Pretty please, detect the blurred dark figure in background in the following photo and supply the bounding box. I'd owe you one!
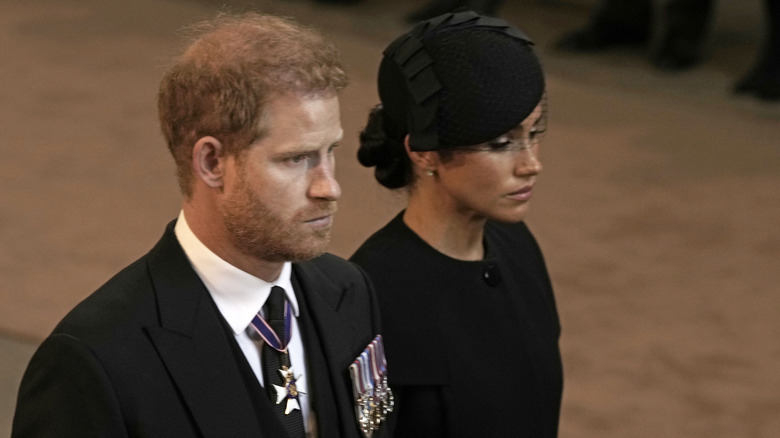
[556,0,780,100]
[406,0,506,22]
[733,0,780,99]
[555,0,715,70]
[352,11,562,438]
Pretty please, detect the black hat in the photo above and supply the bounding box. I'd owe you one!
[378,11,545,151]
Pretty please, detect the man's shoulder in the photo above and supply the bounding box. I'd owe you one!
[294,252,364,282]
[51,222,183,343]
[53,253,158,341]
[54,220,199,338]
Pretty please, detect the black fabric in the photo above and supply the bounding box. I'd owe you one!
[216,299,289,437]
[351,212,563,437]
[261,286,305,438]
[288,273,336,436]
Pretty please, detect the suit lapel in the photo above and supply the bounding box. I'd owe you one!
[143,223,268,437]
[292,260,362,438]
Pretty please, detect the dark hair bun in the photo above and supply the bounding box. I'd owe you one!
[357,105,412,189]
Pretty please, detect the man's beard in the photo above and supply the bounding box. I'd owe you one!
[221,174,337,263]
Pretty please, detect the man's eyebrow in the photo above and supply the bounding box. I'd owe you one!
[277,138,344,156]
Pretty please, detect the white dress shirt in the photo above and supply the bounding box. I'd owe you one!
[174,211,312,432]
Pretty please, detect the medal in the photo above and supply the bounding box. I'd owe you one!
[273,365,305,415]
[349,335,393,438]
[249,288,308,422]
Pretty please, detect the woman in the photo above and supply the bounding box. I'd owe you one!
[350,11,563,437]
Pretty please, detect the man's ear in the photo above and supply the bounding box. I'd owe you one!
[404,135,439,174]
[192,136,226,188]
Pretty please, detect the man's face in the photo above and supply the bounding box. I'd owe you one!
[220,92,343,263]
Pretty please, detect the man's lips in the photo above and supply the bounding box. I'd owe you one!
[306,215,333,228]
[304,207,337,227]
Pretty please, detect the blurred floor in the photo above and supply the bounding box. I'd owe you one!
[1,0,778,436]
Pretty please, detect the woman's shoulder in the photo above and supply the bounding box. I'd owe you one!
[485,220,549,274]
[350,212,416,269]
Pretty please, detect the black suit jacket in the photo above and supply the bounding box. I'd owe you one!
[13,221,384,437]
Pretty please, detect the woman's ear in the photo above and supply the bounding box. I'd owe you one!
[404,135,439,175]
[192,136,226,189]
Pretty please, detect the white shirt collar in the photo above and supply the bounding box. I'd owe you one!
[174,211,299,335]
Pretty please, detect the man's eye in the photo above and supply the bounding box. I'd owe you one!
[289,154,308,164]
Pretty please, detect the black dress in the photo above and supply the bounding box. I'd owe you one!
[351,212,563,437]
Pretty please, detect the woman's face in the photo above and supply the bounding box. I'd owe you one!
[432,103,546,224]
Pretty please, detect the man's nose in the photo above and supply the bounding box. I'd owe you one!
[309,162,341,201]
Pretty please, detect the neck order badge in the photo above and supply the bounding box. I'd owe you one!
[251,286,306,437]
[349,335,394,438]
[273,365,304,414]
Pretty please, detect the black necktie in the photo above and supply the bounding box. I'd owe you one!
[261,286,306,438]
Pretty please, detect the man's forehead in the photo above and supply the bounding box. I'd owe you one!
[249,94,342,148]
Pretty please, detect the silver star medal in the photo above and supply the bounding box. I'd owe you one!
[273,365,305,415]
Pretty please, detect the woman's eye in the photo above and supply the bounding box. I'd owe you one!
[530,128,546,140]
[487,140,512,150]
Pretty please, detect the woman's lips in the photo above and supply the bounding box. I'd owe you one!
[508,185,533,202]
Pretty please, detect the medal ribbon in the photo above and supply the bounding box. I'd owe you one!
[349,362,364,394]
[360,350,373,392]
[376,335,387,375]
[368,342,381,383]
[350,335,390,396]
[250,300,292,352]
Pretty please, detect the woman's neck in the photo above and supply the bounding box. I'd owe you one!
[403,191,486,261]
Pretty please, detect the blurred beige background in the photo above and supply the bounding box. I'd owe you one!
[1,0,778,436]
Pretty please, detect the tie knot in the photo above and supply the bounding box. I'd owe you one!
[264,285,287,325]
[249,286,290,350]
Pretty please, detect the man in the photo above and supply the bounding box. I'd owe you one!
[13,13,390,437]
